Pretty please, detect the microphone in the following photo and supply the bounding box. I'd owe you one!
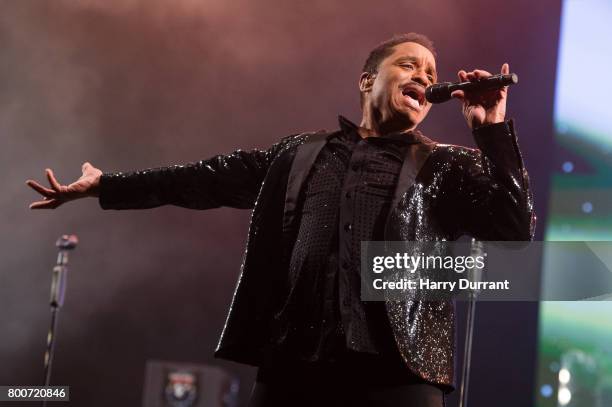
[44,234,78,392]
[425,73,518,104]
[50,234,78,308]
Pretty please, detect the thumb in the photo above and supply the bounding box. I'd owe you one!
[450,90,465,101]
[82,162,94,174]
[501,63,510,75]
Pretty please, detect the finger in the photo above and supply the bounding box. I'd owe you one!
[25,180,56,196]
[501,63,509,75]
[450,90,465,100]
[29,199,61,210]
[458,70,468,82]
[466,72,478,82]
[472,69,492,79]
[82,162,92,172]
[46,169,62,192]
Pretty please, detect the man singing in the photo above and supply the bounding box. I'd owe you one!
[27,33,535,407]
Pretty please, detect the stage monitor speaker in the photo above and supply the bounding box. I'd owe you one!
[142,360,239,407]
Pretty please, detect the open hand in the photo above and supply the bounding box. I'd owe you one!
[451,63,509,130]
[26,162,102,209]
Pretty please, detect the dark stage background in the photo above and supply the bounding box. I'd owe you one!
[2,1,558,405]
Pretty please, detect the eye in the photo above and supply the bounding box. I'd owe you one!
[400,63,414,70]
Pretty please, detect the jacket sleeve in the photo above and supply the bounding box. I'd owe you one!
[455,120,536,241]
[99,135,296,210]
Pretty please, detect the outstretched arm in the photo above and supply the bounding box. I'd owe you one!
[98,147,278,210]
[26,136,296,211]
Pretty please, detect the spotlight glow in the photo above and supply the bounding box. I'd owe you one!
[558,388,571,405]
[559,368,571,384]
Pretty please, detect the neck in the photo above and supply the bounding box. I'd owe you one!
[359,104,417,137]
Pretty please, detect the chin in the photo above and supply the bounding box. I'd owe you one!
[391,104,419,123]
[398,110,420,127]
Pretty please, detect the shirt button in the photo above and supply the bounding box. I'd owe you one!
[351,163,360,171]
[345,191,351,199]
[344,223,352,232]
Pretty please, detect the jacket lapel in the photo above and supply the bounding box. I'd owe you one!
[282,131,334,233]
[389,135,437,213]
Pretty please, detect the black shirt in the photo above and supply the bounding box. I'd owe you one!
[270,116,415,362]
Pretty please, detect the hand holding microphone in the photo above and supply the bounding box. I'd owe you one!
[426,63,516,130]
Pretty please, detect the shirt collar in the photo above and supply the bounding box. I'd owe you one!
[337,115,423,144]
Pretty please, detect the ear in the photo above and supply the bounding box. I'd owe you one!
[359,72,375,93]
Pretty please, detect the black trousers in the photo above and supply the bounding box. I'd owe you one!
[248,353,446,407]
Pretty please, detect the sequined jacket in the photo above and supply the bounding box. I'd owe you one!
[99,119,535,390]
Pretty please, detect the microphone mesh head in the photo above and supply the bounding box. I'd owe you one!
[425,82,452,104]
[56,234,79,250]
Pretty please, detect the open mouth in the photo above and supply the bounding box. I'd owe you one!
[401,85,425,111]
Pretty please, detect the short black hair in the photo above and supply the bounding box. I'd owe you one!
[362,33,436,75]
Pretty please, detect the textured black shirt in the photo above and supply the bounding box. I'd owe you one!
[271,116,415,362]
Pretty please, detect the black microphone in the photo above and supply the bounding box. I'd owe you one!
[425,73,518,104]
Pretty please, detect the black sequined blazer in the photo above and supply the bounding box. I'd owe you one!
[99,119,535,390]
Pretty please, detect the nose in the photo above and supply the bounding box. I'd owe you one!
[411,70,428,87]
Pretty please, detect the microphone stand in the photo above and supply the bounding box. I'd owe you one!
[42,235,78,407]
[459,239,485,407]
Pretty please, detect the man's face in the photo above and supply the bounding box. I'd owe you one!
[362,42,437,130]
